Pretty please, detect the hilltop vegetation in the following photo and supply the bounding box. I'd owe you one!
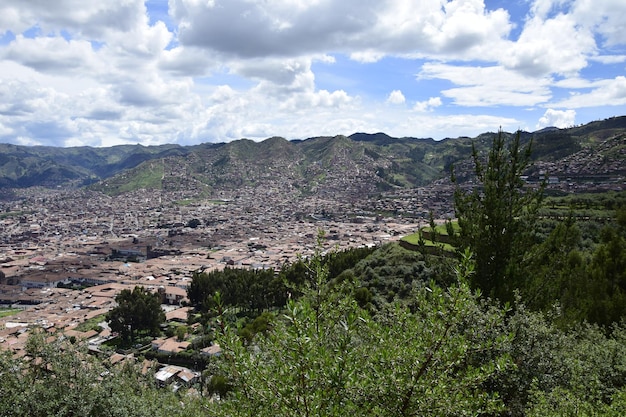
[0,142,185,188]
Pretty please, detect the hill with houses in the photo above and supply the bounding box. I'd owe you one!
[0,116,624,199]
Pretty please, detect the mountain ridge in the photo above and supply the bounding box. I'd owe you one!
[0,116,625,196]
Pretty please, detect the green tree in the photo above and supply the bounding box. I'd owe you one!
[188,267,286,316]
[581,220,626,326]
[208,249,512,416]
[523,217,585,315]
[453,129,543,301]
[187,218,202,228]
[520,320,626,416]
[107,286,165,343]
[176,325,188,341]
[0,330,204,417]
[536,207,626,327]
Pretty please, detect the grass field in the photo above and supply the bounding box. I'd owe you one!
[401,221,458,253]
[401,233,456,251]
[0,309,20,319]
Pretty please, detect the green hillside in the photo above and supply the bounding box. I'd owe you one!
[0,116,625,195]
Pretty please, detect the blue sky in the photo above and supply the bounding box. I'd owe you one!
[0,0,625,147]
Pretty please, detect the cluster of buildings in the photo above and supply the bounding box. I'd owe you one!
[1,153,620,387]
[0,183,431,383]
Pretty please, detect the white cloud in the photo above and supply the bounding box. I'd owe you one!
[170,0,513,61]
[418,63,552,107]
[428,0,512,55]
[350,50,386,64]
[529,0,570,19]
[0,0,174,80]
[159,46,218,77]
[172,0,377,58]
[553,77,595,89]
[0,60,99,96]
[0,79,79,146]
[589,54,626,64]
[403,112,520,139]
[504,0,626,78]
[386,90,406,105]
[0,121,14,137]
[278,89,353,112]
[552,76,626,108]
[0,60,206,147]
[0,0,147,39]
[501,13,596,77]
[570,0,626,46]
[232,57,313,86]
[114,77,187,107]
[413,97,442,112]
[207,85,237,103]
[2,35,100,75]
[537,109,576,129]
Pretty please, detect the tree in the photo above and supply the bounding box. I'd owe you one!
[578,216,626,326]
[107,286,165,343]
[0,330,204,417]
[523,216,585,316]
[176,325,188,341]
[208,248,512,417]
[453,129,543,301]
[187,218,201,228]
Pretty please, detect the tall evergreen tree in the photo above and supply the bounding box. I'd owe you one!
[453,130,543,302]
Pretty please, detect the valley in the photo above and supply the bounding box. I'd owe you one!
[0,118,624,361]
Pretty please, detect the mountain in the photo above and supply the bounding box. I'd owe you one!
[0,116,625,197]
[0,143,186,188]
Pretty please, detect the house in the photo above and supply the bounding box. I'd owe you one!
[109,248,146,261]
[160,286,188,305]
[20,272,65,289]
[152,336,190,354]
[155,364,182,385]
[201,343,222,357]
[154,364,199,387]
[165,307,191,323]
[109,352,134,366]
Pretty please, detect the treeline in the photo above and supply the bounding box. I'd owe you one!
[450,130,626,328]
[523,209,626,326]
[187,245,377,317]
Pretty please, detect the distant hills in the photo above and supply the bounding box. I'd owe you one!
[0,116,625,197]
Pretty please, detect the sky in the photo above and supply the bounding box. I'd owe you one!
[0,0,625,147]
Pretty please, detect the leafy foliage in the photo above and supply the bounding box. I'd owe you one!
[511,313,626,416]
[107,286,165,343]
[5,230,626,415]
[188,267,286,316]
[347,243,454,306]
[453,130,544,302]
[207,249,512,416]
[0,330,202,417]
[188,246,376,317]
[520,206,626,327]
